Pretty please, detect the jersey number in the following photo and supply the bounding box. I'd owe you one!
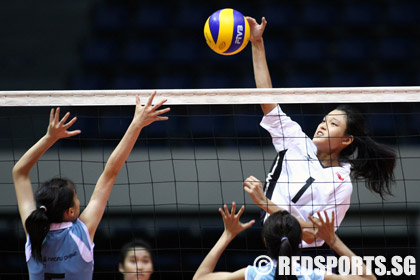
[291,176,315,203]
[265,151,315,203]
[45,273,65,280]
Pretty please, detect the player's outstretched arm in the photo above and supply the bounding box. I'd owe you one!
[243,176,317,244]
[246,16,275,115]
[80,92,170,241]
[193,202,254,280]
[306,211,376,280]
[12,108,81,231]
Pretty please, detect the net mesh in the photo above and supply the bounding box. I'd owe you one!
[0,90,419,279]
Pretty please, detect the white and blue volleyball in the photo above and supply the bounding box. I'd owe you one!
[204,8,250,55]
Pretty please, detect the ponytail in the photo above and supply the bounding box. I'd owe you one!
[336,105,396,199]
[275,238,297,280]
[349,135,396,199]
[263,211,300,280]
[26,178,76,262]
[25,207,50,262]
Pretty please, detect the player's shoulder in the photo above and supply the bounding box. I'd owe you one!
[245,263,276,280]
[70,219,92,242]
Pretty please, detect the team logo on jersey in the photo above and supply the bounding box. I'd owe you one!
[336,172,344,181]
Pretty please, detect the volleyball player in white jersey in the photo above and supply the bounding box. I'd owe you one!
[243,17,396,248]
[13,92,169,280]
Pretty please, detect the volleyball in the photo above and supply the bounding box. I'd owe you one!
[204,8,250,55]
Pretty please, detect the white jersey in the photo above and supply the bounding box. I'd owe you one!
[261,105,352,248]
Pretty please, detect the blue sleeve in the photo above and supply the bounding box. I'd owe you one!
[296,265,324,280]
[245,264,276,280]
[72,219,94,250]
[311,269,325,280]
[245,265,258,280]
[69,219,94,263]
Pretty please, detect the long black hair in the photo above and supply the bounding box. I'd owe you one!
[25,178,76,262]
[336,104,396,199]
[262,211,301,280]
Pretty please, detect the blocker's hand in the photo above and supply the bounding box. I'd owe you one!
[47,108,81,141]
[133,91,170,128]
[219,202,255,240]
[305,210,337,247]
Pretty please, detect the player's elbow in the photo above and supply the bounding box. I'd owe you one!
[12,164,27,180]
[192,273,203,280]
[12,165,19,177]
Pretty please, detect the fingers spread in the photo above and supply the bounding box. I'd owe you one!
[231,202,236,217]
[219,208,226,219]
[59,112,71,126]
[308,216,319,227]
[154,107,171,117]
[153,98,168,111]
[235,205,245,218]
[67,130,82,137]
[155,116,169,122]
[323,210,330,224]
[63,117,78,128]
[54,107,61,123]
[146,91,157,107]
[243,220,255,229]
[50,108,55,123]
[223,204,229,216]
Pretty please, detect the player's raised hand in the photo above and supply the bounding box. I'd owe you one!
[305,211,337,247]
[243,175,266,206]
[246,16,267,43]
[47,107,81,140]
[219,202,255,240]
[133,91,170,128]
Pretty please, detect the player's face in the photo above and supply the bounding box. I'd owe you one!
[120,247,153,280]
[313,109,350,154]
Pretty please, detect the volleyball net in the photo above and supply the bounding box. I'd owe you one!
[1,87,419,279]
